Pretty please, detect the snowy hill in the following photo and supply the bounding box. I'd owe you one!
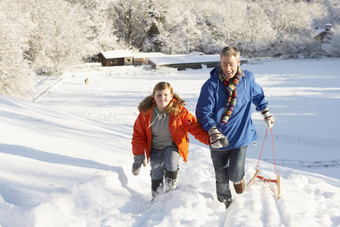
[1,59,340,226]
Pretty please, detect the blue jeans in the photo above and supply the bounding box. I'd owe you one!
[210,146,247,202]
[150,146,180,180]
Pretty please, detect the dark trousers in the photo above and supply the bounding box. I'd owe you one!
[210,146,247,201]
[150,146,180,180]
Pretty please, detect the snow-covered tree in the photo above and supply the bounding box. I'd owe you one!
[1,0,340,98]
[237,2,277,57]
[330,24,340,56]
[255,0,327,56]
[27,0,94,70]
[110,0,151,50]
[65,0,126,52]
[0,0,32,98]
[152,0,206,54]
[321,0,340,25]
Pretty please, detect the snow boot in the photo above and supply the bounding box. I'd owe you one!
[151,179,163,200]
[224,198,232,209]
[164,169,178,192]
[233,178,245,194]
[218,195,232,209]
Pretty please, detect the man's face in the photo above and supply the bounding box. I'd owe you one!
[220,55,240,79]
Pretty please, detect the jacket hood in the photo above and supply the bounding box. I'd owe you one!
[139,100,184,118]
[140,104,155,116]
[210,67,219,78]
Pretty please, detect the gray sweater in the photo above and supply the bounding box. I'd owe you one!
[150,107,176,150]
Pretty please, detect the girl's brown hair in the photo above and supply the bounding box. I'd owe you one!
[138,81,185,115]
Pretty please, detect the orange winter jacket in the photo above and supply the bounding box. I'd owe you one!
[131,105,209,162]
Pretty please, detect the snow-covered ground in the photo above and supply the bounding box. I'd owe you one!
[0,58,339,226]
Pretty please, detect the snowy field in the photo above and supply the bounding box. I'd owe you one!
[0,58,339,226]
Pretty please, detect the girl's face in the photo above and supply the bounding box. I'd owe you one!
[153,88,173,112]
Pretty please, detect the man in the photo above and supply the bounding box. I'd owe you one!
[196,46,274,209]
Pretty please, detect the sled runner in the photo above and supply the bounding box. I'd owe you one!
[247,128,281,199]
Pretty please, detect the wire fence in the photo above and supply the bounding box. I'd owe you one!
[260,159,340,169]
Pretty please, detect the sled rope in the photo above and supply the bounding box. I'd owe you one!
[255,128,277,178]
[248,127,280,199]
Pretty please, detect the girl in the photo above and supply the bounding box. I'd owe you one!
[131,81,209,199]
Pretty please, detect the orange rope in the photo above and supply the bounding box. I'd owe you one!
[255,128,278,182]
[255,128,268,170]
[270,128,278,177]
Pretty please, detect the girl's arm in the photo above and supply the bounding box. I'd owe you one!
[181,108,209,145]
[131,113,147,155]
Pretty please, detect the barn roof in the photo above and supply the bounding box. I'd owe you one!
[149,53,219,65]
[100,50,133,59]
[99,50,167,59]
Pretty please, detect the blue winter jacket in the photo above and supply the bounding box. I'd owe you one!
[196,67,268,150]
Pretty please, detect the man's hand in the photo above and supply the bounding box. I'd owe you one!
[208,126,229,148]
[261,108,275,128]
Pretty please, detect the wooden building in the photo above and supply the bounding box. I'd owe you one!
[98,50,134,67]
[315,23,333,44]
[133,52,166,66]
[98,50,247,70]
[98,50,166,67]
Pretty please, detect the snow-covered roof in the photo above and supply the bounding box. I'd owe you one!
[149,54,220,65]
[100,50,134,59]
[100,50,167,59]
[132,52,166,58]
